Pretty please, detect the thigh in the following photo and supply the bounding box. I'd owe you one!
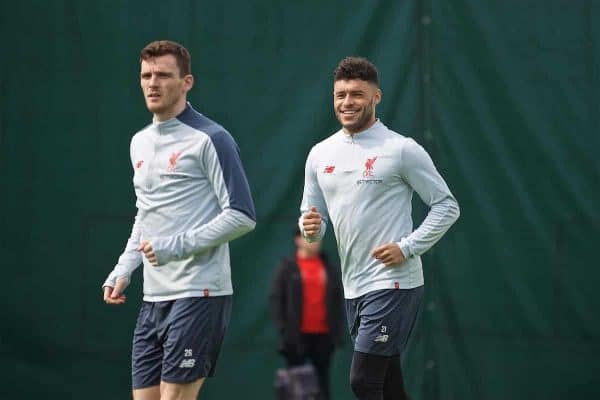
[160,378,205,400]
[132,302,164,390]
[161,296,232,384]
[354,287,424,356]
[133,385,160,400]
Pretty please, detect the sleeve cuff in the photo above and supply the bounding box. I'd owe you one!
[151,237,175,266]
[101,270,131,290]
[298,215,326,242]
[398,238,412,259]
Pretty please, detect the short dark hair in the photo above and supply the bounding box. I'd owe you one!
[140,40,191,77]
[333,56,379,86]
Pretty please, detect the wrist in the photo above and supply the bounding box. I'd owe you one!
[397,239,411,259]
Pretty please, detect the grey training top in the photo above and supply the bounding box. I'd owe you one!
[103,104,256,301]
[300,120,459,299]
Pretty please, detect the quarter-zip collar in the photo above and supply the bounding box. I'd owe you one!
[340,119,384,143]
[152,102,194,134]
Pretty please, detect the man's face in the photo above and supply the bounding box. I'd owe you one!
[140,55,192,118]
[333,79,381,133]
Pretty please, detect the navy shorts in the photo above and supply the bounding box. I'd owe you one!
[131,296,232,389]
[345,287,424,356]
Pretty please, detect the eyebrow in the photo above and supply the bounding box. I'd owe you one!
[141,71,174,77]
[335,89,365,94]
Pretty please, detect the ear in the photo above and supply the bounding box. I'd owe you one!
[183,74,194,92]
[373,88,382,105]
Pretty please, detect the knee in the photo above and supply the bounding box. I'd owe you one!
[349,372,363,397]
[350,369,382,399]
[160,379,204,400]
[160,384,184,400]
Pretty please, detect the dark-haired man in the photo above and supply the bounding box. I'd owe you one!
[299,57,459,399]
[102,40,256,400]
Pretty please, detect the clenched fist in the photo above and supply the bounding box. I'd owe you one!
[138,240,158,266]
[103,277,128,305]
[302,206,322,237]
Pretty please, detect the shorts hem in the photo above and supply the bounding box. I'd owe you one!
[132,381,161,390]
[160,373,211,385]
[354,345,399,357]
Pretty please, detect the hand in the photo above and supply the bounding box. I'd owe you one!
[103,277,128,305]
[302,206,322,237]
[372,243,405,266]
[138,240,158,266]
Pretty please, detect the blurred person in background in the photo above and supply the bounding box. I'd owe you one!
[101,40,256,400]
[299,57,459,399]
[270,228,345,399]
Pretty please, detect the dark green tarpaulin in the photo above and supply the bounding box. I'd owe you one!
[1,1,598,399]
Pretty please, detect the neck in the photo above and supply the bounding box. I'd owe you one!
[154,98,188,122]
[344,116,378,136]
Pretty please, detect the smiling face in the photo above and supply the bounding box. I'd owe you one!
[333,79,381,134]
[140,54,193,121]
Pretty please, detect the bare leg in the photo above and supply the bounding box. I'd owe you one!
[133,385,160,400]
[160,378,205,400]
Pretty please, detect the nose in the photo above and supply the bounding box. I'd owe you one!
[342,94,353,107]
[148,74,159,87]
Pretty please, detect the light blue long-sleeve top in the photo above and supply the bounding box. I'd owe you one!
[300,120,459,299]
[103,104,256,301]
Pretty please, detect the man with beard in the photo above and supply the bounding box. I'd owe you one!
[102,40,256,400]
[299,57,459,399]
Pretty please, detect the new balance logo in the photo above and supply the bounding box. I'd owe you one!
[374,334,389,343]
[375,325,389,342]
[179,359,196,368]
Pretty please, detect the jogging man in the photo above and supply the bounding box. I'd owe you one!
[299,57,459,399]
[102,40,256,400]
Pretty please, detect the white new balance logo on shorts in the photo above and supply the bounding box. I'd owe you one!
[374,325,389,342]
[374,334,389,343]
[179,359,196,368]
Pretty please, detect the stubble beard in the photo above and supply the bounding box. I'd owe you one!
[146,92,180,116]
[338,100,376,134]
